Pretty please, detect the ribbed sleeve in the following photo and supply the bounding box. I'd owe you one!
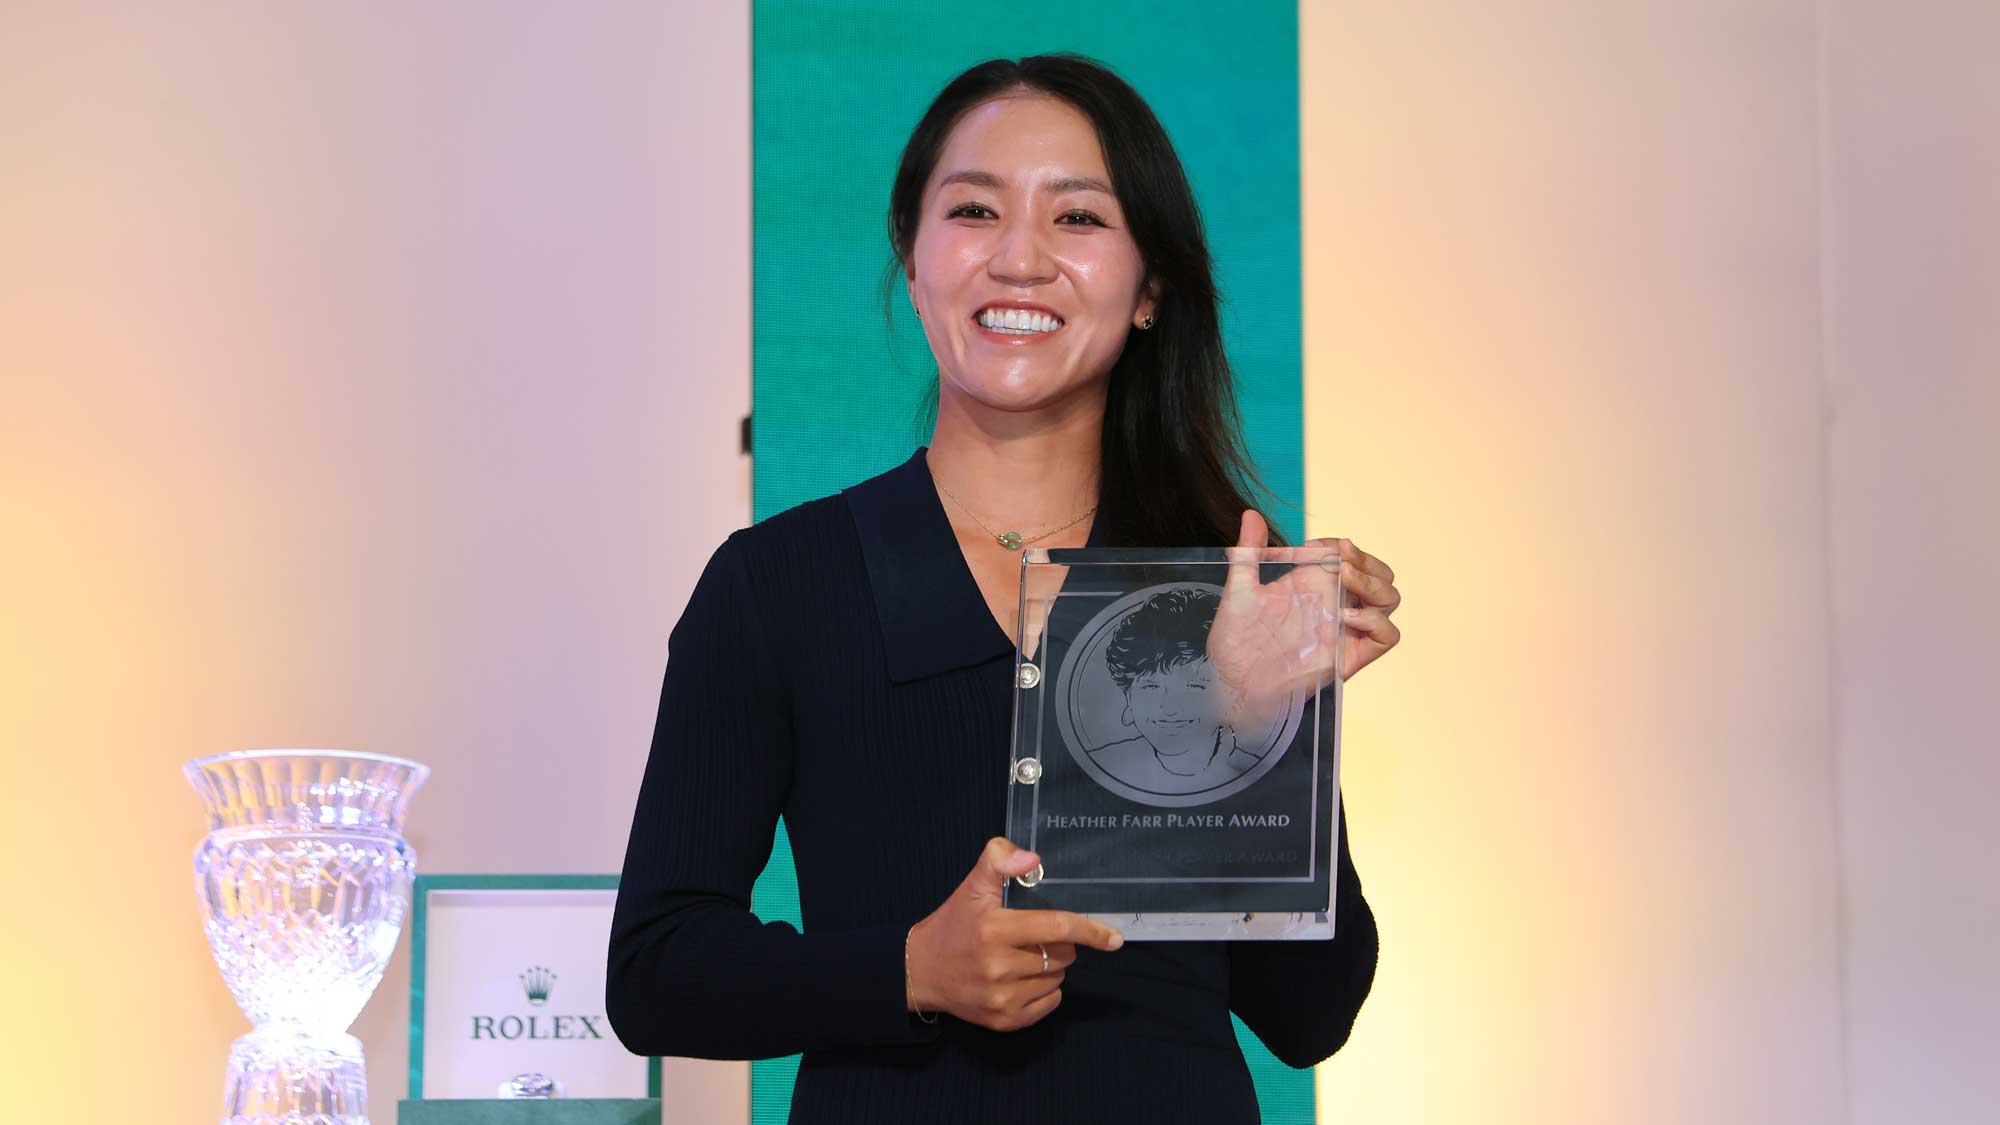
[605,532,943,1060]
[1225,797,1380,1068]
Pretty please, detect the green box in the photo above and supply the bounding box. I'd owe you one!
[397,1099,661,1125]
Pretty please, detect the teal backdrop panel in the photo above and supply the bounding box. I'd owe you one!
[751,3,1308,1121]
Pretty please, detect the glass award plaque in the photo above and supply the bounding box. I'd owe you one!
[1002,545,1347,941]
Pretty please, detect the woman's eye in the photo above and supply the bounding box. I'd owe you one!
[944,203,1107,227]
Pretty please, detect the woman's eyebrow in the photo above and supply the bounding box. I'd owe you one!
[937,169,1114,196]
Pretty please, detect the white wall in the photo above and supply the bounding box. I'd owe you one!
[1822,2,2000,1121]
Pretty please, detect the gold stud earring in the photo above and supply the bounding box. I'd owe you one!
[1137,314,1155,330]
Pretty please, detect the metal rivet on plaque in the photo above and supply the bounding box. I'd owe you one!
[1017,661,1041,689]
[1012,757,1042,785]
[1014,862,1044,889]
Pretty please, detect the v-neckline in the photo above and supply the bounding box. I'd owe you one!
[915,447,1109,665]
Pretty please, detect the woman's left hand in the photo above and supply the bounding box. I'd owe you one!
[1327,539,1399,682]
[1218,510,1402,692]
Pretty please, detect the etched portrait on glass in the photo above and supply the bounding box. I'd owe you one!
[1060,583,1304,805]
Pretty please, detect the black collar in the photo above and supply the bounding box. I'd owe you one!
[842,446,1113,684]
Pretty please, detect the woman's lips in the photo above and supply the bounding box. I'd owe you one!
[971,316,1065,345]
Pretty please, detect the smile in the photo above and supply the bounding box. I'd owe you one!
[973,306,1065,337]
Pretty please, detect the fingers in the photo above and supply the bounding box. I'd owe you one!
[967,973,1064,1032]
[1342,605,1402,651]
[1334,538,1396,584]
[1038,941,1079,974]
[931,844,1114,1034]
[984,976,1064,1032]
[1010,985,1063,1030]
[990,908,1125,952]
[998,940,1077,979]
[958,930,1072,1031]
[967,937,1072,986]
[1339,553,1401,613]
[1307,538,1395,582]
[1307,540,1401,675]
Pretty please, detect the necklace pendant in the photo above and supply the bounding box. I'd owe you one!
[998,530,1024,551]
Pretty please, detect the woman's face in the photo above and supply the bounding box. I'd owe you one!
[1124,658,1226,762]
[908,92,1157,414]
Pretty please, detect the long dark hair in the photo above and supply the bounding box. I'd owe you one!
[884,52,1285,548]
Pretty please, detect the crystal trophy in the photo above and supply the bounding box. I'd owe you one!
[1002,545,1346,940]
[186,749,429,1123]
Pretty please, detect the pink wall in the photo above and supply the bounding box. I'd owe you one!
[1822,1,2000,1120]
[0,4,749,1121]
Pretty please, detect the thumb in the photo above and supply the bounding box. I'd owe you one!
[1225,509,1268,599]
[1238,508,1268,549]
[967,836,1040,903]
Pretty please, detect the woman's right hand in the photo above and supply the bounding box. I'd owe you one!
[905,837,1125,1031]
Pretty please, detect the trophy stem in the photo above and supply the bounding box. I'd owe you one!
[221,1027,368,1124]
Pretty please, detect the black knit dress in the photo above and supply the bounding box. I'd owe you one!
[607,447,1377,1124]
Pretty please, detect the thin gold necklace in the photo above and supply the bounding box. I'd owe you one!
[934,476,1097,552]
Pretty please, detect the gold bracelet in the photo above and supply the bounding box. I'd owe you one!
[905,922,938,1024]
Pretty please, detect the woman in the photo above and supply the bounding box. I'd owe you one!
[608,53,1403,1122]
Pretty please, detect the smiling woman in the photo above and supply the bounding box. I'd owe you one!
[905,95,1155,411]
[886,56,1276,552]
[608,52,1394,1125]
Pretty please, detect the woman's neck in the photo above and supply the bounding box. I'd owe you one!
[926,383,1103,535]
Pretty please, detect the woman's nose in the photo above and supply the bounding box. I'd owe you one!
[986,213,1055,287]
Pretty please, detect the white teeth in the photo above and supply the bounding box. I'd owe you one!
[977,308,1063,334]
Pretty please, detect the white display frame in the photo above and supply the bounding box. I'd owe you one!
[408,875,662,1100]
